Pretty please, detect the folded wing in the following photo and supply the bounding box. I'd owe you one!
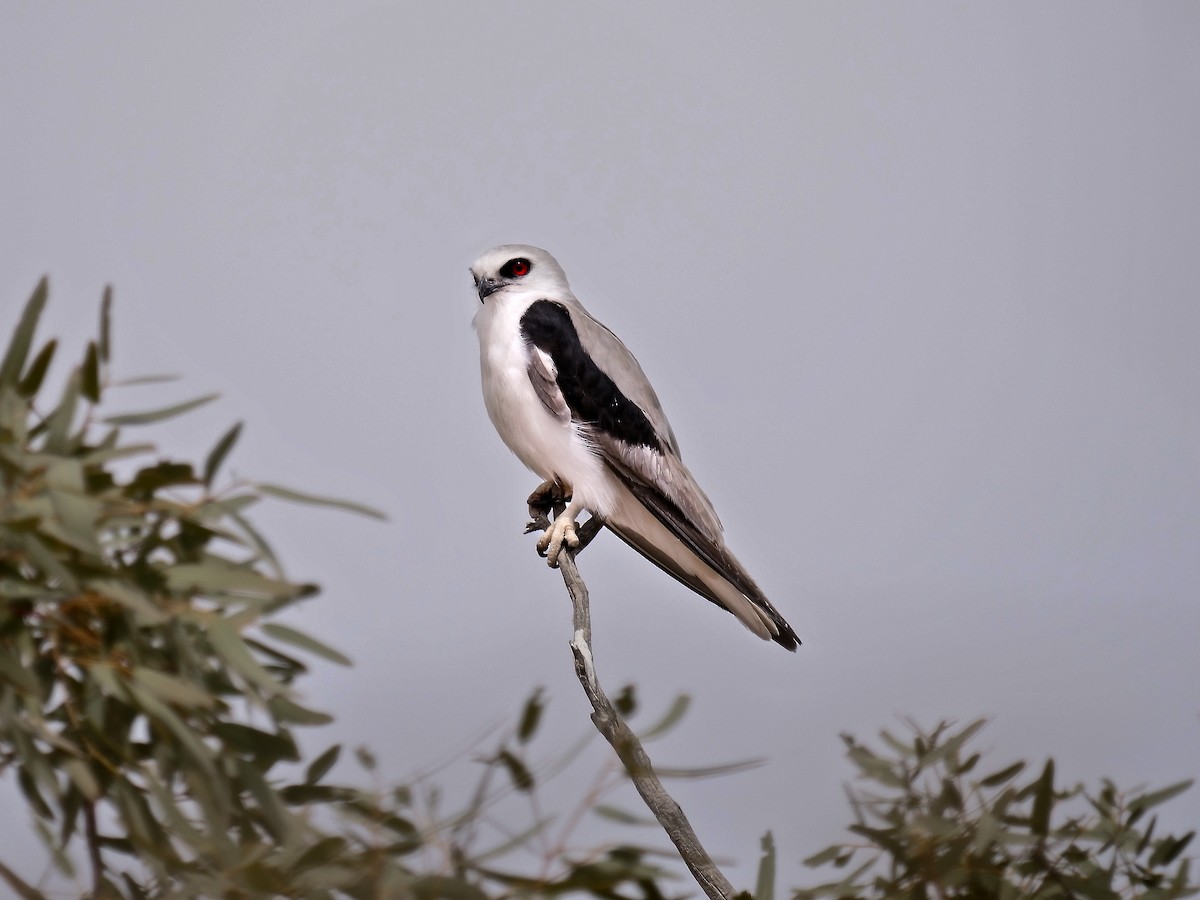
[519,297,799,649]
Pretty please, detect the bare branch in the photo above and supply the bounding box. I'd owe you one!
[554,543,742,900]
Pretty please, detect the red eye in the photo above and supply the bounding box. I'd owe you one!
[500,257,531,278]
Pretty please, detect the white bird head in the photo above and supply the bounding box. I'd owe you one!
[470,245,572,303]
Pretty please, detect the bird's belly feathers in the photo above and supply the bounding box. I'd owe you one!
[475,298,617,516]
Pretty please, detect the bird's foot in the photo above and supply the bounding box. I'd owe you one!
[525,479,571,534]
[524,516,551,535]
[536,512,580,568]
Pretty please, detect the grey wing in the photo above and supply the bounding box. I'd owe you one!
[528,298,798,649]
[526,346,570,423]
[596,433,723,544]
[561,299,725,530]
[563,299,682,455]
[523,295,726,543]
[551,299,723,533]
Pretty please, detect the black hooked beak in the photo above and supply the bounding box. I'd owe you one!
[476,277,501,301]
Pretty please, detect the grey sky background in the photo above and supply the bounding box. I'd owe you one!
[3,2,1199,893]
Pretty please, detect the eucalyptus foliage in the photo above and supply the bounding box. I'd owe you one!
[794,720,1196,900]
[0,282,681,899]
[4,283,1195,900]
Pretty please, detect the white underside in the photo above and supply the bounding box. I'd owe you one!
[474,290,619,516]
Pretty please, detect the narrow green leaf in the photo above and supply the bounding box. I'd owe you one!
[142,775,207,852]
[754,831,776,900]
[637,694,690,741]
[803,845,845,868]
[17,767,54,820]
[112,778,163,853]
[27,720,81,757]
[235,757,293,842]
[376,811,422,845]
[939,777,963,812]
[0,386,25,439]
[280,783,352,805]
[655,759,764,779]
[257,482,387,520]
[268,695,333,726]
[79,440,155,466]
[210,619,287,696]
[0,580,43,601]
[290,836,349,874]
[260,623,351,666]
[0,277,48,388]
[99,285,112,362]
[17,339,56,399]
[44,457,85,490]
[15,731,62,808]
[305,744,341,785]
[81,341,101,403]
[87,579,167,625]
[355,745,377,772]
[292,864,359,891]
[86,663,127,700]
[1152,831,1194,867]
[517,688,544,744]
[912,813,958,838]
[46,488,103,555]
[203,421,242,488]
[103,392,219,426]
[110,373,180,386]
[846,745,907,788]
[130,666,215,709]
[244,635,308,674]
[973,810,1001,854]
[0,653,41,693]
[19,532,80,591]
[61,760,100,801]
[203,493,261,517]
[42,368,80,452]
[57,785,82,847]
[228,509,281,577]
[979,760,1026,788]
[956,752,981,775]
[125,682,217,780]
[878,729,913,757]
[1129,779,1193,815]
[495,750,534,792]
[1031,758,1055,837]
[848,824,905,857]
[1171,857,1193,892]
[1137,814,1158,857]
[613,683,637,717]
[593,804,655,826]
[915,718,986,772]
[123,461,197,498]
[166,558,306,602]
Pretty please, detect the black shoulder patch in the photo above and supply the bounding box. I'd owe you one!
[520,300,662,452]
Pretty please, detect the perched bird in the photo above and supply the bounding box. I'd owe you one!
[471,245,800,651]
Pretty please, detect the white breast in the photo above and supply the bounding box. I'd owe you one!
[473,292,618,516]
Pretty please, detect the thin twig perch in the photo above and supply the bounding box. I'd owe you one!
[551,519,740,900]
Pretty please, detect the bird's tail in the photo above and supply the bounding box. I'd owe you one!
[605,487,800,650]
